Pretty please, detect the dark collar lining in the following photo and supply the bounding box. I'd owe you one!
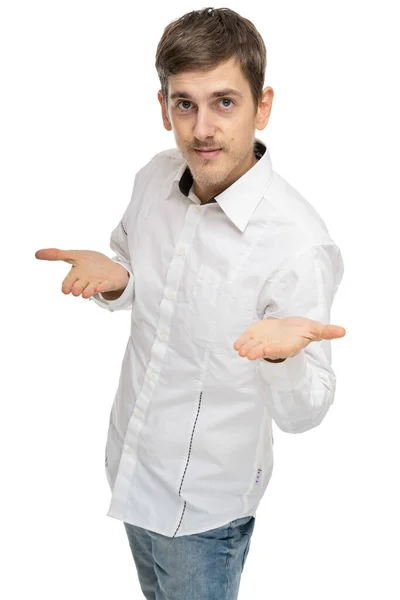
[178,140,266,204]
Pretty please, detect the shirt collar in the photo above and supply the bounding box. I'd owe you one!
[170,138,273,232]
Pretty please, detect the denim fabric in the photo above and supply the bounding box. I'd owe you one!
[123,515,256,599]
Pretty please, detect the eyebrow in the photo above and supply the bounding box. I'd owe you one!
[169,88,244,101]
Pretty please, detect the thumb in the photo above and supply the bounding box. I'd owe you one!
[322,324,346,340]
[35,248,77,262]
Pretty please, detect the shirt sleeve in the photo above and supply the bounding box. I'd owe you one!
[88,210,135,312]
[257,243,345,434]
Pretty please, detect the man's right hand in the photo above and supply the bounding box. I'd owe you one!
[35,248,130,299]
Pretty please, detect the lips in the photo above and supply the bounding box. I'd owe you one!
[194,148,222,158]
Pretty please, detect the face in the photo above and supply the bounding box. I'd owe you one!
[157,56,274,202]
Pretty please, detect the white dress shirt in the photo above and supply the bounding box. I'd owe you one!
[89,138,344,537]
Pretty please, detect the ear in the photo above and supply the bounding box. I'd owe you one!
[255,87,274,131]
[158,90,172,132]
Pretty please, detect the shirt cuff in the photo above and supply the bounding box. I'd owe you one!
[257,349,307,390]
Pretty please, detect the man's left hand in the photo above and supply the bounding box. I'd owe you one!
[233,316,346,361]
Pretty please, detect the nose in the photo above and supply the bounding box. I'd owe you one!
[192,106,217,141]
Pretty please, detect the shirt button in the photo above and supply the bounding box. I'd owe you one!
[124,445,134,455]
[178,247,185,256]
[167,290,175,300]
[158,331,167,341]
[134,408,142,419]
[193,205,200,213]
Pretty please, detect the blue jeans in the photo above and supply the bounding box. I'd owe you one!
[123,515,256,599]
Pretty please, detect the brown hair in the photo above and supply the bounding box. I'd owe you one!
[155,7,267,113]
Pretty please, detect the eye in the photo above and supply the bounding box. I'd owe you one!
[219,98,234,108]
[176,100,193,111]
[175,98,235,111]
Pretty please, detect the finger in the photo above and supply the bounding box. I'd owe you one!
[233,335,252,350]
[93,280,113,294]
[250,341,283,360]
[81,281,104,299]
[237,336,259,356]
[70,279,89,297]
[62,272,80,295]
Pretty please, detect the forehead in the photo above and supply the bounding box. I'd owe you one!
[168,57,250,99]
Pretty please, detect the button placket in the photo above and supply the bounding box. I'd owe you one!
[134,407,143,419]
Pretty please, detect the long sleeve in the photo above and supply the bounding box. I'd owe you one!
[257,243,345,434]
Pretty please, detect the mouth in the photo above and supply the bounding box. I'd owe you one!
[194,148,222,159]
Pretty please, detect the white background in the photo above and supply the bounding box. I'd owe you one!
[1,1,398,598]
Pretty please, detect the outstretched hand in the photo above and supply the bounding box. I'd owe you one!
[34,247,130,299]
[233,316,346,361]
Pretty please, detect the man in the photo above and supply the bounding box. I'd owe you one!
[35,7,346,600]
